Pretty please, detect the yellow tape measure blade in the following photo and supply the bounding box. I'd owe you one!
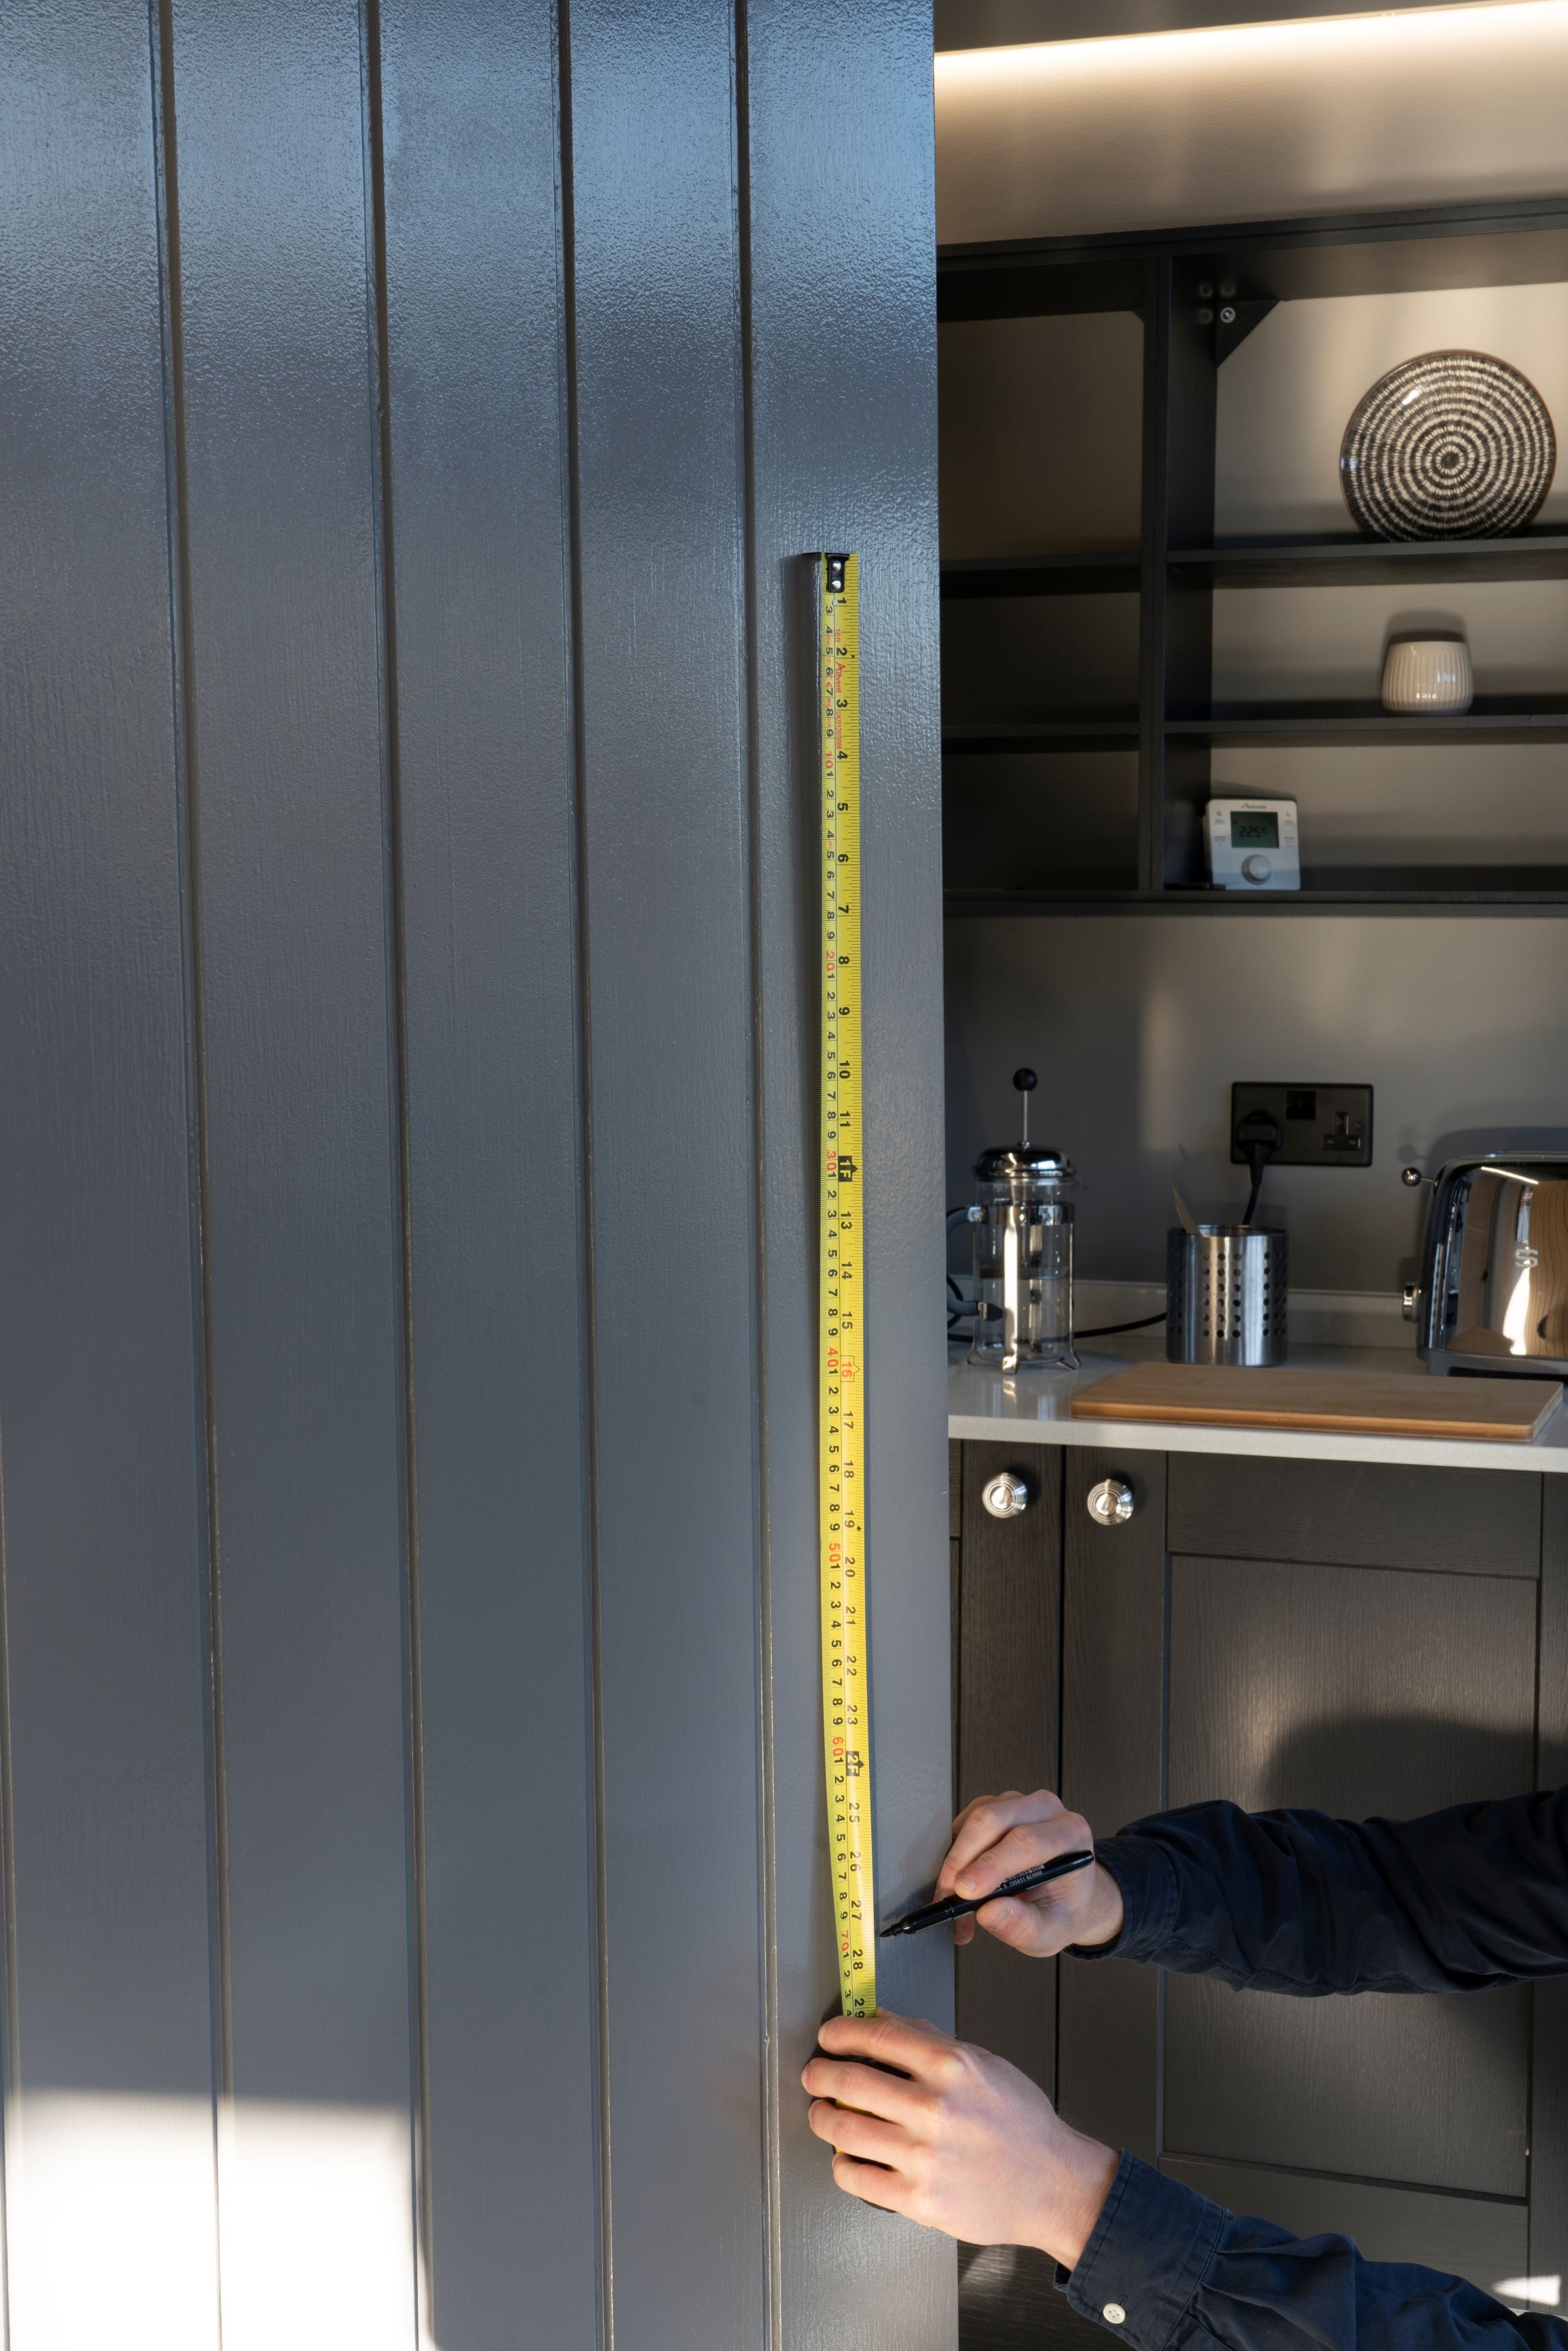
[817,552,876,2018]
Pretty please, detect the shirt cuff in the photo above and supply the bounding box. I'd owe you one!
[1058,2152,1226,2351]
[1071,1836,1182,1965]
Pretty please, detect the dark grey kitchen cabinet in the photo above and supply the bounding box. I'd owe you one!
[951,1440,1568,2351]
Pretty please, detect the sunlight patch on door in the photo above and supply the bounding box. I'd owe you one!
[5,2092,430,2351]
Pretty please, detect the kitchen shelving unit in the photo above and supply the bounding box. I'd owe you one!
[939,199,1568,913]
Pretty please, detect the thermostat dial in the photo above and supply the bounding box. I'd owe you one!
[1205,798,1300,892]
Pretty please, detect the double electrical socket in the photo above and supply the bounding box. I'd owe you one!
[1230,1082,1373,1169]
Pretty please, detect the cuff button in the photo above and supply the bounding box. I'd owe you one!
[1102,2305,1127,2326]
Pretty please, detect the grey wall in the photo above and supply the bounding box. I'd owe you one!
[945,915,1568,1294]
[0,3,951,2347]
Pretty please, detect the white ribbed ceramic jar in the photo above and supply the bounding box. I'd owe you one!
[1381,636,1473,713]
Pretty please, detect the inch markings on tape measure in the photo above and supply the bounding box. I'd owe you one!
[817,551,876,2020]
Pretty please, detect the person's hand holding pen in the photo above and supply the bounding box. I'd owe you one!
[800,1789,1125,2252]
[935,1788,1125,1954]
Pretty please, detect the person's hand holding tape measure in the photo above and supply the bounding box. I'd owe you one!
[935,1787,1124,1954]
[801,2009,1117,2261]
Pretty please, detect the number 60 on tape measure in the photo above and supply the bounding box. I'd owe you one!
[817,552,876,2020]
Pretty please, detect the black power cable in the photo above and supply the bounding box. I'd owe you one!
[1076,1310,1165,1337]
[1235,1108,1284,1227]
[947,1201,1166,1342]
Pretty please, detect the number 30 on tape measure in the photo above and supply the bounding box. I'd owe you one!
[817,552,876,2019]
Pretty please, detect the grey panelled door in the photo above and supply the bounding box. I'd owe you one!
[0,3,951,2346]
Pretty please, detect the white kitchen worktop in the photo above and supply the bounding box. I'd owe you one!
[948,1335,1568,1476]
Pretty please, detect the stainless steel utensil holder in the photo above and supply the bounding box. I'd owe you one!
[1166,1226,1288,1367]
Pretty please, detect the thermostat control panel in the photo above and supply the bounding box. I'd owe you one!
[1205,797,1300,891]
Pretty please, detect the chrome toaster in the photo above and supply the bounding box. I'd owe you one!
[1405,1153,1568,1376]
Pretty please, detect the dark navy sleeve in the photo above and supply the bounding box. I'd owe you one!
[1062,2153,1568,2351]
[1084,1787,1568,1995]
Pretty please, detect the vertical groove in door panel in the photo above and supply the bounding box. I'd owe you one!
[568,1,766,2339]
[378,0,602,2343]
[151,0,235,2128]
[0,3,220,2343]
[745,3,951,2338]
[357,0,430,2321]
[732,11,783,2335]
[556,5,617,2337]
[168,1,417,2339]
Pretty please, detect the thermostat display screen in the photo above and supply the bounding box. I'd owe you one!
[1230,811,1279,847]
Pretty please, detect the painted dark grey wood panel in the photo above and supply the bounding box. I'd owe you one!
[0,3,948,2343]
[956,1445,1062,2090]
[1167,1554,1539,1820]
[1167,1455,1541,1579]
[1162,2158,1527,2292]
[960,2242,1102,2351]
[1166,1973,1530,2196]
[568,3,766,2340]
[377,5,601,2346]
[0,3,220,2337]
[171,0,418,2333]
[1164,1553,1535,2194]
[745,5,952,2335]
[1058,1448,1166,2162]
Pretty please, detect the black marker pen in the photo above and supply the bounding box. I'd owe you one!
[879,1847,1095,1939]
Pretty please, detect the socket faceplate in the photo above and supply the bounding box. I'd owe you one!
[1230,1083,1373,1169]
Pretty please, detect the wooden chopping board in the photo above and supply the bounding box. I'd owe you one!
[1071,1361,1563,1442]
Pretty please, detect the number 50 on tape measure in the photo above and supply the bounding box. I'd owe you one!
[817,553,876,2019]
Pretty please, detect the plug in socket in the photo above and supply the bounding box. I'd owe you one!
[1230,1083,1373,1169]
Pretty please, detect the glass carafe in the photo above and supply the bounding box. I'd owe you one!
[967,1141,1078,1372]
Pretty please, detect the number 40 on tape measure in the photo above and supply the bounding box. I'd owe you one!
[817,552,876,2020]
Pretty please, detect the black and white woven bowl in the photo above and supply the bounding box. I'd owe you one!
[1339,351,1556,540]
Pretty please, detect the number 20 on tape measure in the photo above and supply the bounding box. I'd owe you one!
[817,552,876,2019]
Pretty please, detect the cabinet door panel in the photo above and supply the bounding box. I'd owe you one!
[1169,1555,1537,1821]
[1165,1552,1536,2194]
[1162,2158,1527,2290]
[1167,1455,1541,1578]
[1166,1974,1529,2194]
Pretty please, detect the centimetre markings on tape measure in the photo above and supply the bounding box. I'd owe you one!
[817,551,876,2020]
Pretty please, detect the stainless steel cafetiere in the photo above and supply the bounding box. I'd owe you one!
[967,1069,1079,1373]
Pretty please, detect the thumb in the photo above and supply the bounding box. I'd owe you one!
[974,1894,1057,1956]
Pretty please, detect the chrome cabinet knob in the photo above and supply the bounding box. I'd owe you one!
[981,1471,1030,1521]
[1087,1476,1135,1527]
[1402,1283,1421,1323]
